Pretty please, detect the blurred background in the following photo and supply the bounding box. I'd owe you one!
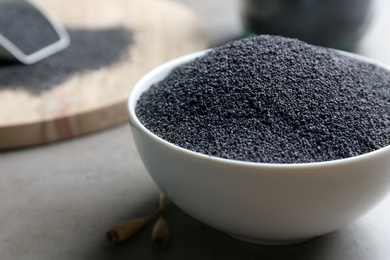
[174,0,390,63]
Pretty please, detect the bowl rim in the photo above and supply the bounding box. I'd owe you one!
[127,49,390,169]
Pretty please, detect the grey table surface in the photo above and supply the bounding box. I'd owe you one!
[1,0,390,259]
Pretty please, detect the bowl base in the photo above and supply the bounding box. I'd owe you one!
[229,234,314,246]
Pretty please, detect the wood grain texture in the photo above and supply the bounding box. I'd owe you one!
[0,0,207,150]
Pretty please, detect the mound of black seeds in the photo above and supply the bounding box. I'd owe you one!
[136,35,390,164]
[0,27,134,95]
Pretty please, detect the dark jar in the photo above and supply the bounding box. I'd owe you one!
[242,0,373,51]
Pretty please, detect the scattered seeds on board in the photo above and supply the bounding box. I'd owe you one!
[0,27,134,95]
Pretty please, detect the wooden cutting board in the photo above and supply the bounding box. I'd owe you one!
[0,0,207,150]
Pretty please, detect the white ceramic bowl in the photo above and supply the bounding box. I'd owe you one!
[127,50,390,245]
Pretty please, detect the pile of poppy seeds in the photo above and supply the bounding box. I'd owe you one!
[136,35,390,164]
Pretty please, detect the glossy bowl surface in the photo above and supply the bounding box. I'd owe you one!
[127,50,390,244]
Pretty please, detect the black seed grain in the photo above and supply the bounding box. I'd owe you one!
[136,35,390,164]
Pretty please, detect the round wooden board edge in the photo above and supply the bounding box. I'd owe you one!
[0,100,127,150]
